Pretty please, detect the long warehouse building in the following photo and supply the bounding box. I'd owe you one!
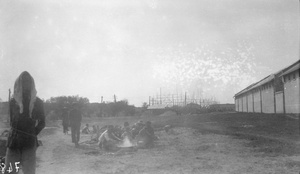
[234,60,300,114]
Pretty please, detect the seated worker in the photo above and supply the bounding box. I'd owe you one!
[122,122,130,131]
[131,120,145,139]
[92,125,97,133]
[121,126,133,142]
[121,121,133,141]
[113,125,123,139]
[98,125,122,151]
[82,123,91,134]
[136,121,155,148]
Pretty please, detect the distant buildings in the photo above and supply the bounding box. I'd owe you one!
[234,60,300,114]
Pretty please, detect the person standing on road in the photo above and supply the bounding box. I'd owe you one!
[61,107,69,135]
[69,103,82,147]
[5,71,45,174]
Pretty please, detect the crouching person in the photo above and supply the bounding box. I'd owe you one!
[136,121,155,148]
[98,125,122,151]
[81,124,90,134]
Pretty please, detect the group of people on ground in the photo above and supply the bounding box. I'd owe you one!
[97,120,156,151]
[61,104,157,151]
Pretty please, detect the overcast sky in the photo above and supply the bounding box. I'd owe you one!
[0,0,298,106]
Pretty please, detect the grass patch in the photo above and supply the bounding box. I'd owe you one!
[233,133,300,157]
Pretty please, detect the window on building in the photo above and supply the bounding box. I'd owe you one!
[288,75,290,81]
[293,72,296,80]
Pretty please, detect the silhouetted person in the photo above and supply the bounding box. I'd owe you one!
[61,107,69,134]
[5,71,45,174]
[69,103,82,147]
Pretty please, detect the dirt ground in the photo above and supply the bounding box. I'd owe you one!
[2,112,300,174]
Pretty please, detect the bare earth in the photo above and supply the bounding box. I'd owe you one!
[1,112,300,174]
[35,117,300,174]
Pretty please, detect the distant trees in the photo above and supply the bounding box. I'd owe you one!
[44,95,139,120]
[88,100,136,117]
[44,95,89,120]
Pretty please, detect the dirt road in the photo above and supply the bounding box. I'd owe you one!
[2,112,300,174]
[35,122,300,174]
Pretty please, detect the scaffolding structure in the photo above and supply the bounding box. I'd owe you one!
[149,92,218,107]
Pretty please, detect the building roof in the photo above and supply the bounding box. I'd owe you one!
[280,62,300,76]
[147,104,169,109]
[234,59,299,98]
[234,75,274,97]
[248,74,275,90]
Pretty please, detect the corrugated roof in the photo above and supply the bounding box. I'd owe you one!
[234,60,300,98]
[248,74,274,90]
[234,75,274,97]
[280,62,300,76]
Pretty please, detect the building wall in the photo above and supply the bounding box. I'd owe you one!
[253,90,261,113]
[235,62,299,114]
[284,71,300,113]
[238,97,243,112]
[242,95,247,112]
[261,85,275,113]
[275,91,284,113]
[235,99,238,112]
[247,93,253,112]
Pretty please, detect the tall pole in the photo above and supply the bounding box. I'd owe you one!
[7,88,11,123]
[184,92,187,106]
[160,87,162,104]
[172,94,174,106]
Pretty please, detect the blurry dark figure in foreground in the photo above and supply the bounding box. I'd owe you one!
[98,125,122,151]
[5,71,45,174]
[81,124,91,134]
[69,103,82,147]
[61,107,69,135]
[136,121,155,148]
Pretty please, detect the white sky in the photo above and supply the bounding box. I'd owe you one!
[0,0,299,106]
